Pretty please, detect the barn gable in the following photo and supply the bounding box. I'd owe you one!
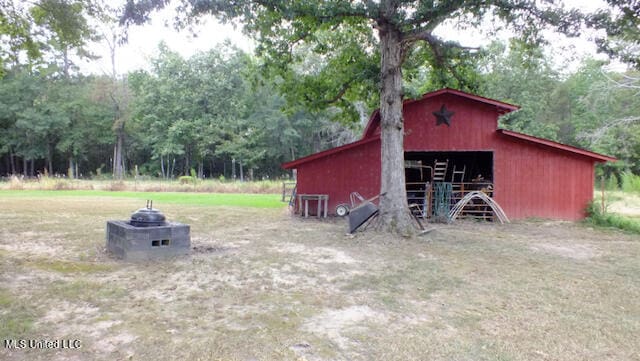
[362,88,519,139]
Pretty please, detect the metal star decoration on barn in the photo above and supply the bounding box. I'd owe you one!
[433,104,454,127]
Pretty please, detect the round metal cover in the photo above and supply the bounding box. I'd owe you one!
[130,200,166,227]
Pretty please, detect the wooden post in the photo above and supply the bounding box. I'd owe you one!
[601,176,605,214]
[324,196,328,218]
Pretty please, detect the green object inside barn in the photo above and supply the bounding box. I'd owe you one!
[433,182,453,222]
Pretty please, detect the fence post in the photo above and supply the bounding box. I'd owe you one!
[601,176,605,214]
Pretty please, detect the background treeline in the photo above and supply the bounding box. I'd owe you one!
[1,40,639,182]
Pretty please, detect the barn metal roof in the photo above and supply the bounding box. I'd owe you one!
[497,129,617,162]
[281,136,380,169]
[282,88,615,169]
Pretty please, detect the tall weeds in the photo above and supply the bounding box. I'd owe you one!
[585,200,640,234]
[620,171,640,193]
[1,177,283,194]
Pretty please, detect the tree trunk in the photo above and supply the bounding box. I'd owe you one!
[377,21,414,236]
[239,160,244,182]
[68,157,75,179]
[46,143,53,176]
[232,158,236,180]
[113,125,125,179]
[160,155,166,179]
[9,148,16,175]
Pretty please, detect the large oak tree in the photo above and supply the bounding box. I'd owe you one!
[121,0,585,234]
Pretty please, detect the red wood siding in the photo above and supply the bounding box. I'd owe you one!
[403,94,498,151]
[296,139,381,214]
[493,135,595,220]
[287,89,606,220]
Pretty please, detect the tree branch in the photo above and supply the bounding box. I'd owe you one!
[578,116,640,145]
[401,29,478,52]
[322,80,353,105]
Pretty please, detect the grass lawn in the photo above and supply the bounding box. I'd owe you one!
[0,190,284,208]
[0,192,639,360]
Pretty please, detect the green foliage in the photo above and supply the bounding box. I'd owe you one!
[585,200,640,234]
[1,0,99,76]
[0,70,117,176]
[121,0,585,126]
[127,42,358,179]
[564,61,640,174]
[480,41,561,140]
[589,1,640,69]
[605,174,619,191]
[620,171,640,193]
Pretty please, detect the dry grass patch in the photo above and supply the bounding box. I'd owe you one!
[0,194,639,360]
[1,177,283,194]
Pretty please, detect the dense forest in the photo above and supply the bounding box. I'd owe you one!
[1,1,639,182]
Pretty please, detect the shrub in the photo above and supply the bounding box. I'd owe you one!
[8,175,24,190]
[620,171,640,193]
[105,181,126,191]
[605,174,619,191]
[585,201,640,234]
[179,176,196,185]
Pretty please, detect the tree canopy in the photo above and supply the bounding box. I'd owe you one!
[119,0,609,234]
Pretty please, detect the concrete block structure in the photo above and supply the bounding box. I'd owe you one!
[106,220,190,261]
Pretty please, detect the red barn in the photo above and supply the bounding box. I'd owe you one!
[282,88,615,221]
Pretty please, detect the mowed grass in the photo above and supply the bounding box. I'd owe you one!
[0,192,639,360]
[0,189,284,208]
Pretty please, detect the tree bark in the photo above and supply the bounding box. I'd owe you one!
[160,155,165,179]
[232,158,236,180]
[68,157,75,178]
[9,148,15,175]
[46,143,53,176]
[377,20,415,236]
[113,124,125,179]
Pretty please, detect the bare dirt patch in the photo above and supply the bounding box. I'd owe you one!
[303,305,387,349]
[530,242,598,259]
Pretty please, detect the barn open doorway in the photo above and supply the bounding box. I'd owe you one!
[404,151,494,219]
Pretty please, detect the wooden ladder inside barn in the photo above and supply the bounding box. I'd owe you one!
[450,164,466,194]
[433,159,449,181]
[451,165,466,183]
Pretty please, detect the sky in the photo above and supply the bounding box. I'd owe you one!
[79,6,253,75]
[79,0,622,76]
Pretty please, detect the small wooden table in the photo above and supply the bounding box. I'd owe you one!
[297,194,329,218]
